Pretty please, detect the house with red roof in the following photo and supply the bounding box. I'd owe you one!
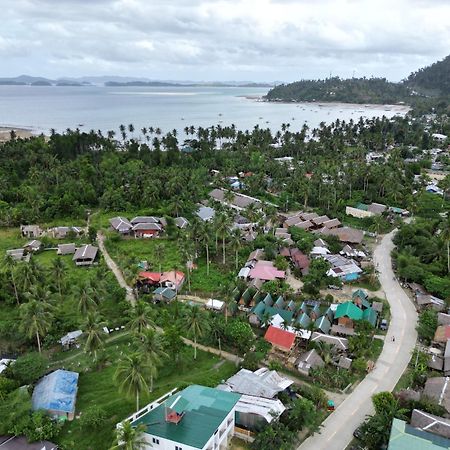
[264,326,296,352]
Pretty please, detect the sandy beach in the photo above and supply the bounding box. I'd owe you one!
[0,126,35,142]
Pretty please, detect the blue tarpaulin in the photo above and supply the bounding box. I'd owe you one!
[32,369,79,414]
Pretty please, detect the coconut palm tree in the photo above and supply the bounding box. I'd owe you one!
[51,257,67,297]
[183,306,210,360]
[110,421,147,450]
[229,228,241,271]
[154,243,165,274]
[441,216,450,274]
[137,329,167,391]
[19,300,53,353]
[201,223,211,276]
[127,301,155,334]
[114,353,151,410]
[74,284,96,315]
[2,255,20,304]
[83,312,106,360]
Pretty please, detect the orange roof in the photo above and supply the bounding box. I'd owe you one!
[264,326,296,351]
[138,271,161,282]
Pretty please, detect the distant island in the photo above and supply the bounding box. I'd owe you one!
[0,75,274,88]
[265,55,450,112]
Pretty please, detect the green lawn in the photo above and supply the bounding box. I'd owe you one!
[106,236,236,295]
[0,227,28,254]
[54,336,238,450]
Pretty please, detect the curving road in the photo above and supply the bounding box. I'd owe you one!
[298,229,418,450]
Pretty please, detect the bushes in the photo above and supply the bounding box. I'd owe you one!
[80,405,107,428]
[417,310,438,343]
[5,353,48,385]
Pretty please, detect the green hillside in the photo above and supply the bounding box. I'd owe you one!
[265,77,411,104]
[406,55,450,95]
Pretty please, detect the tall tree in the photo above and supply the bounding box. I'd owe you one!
[2,255,20,304]
[127,301,155,334]
[137,329,167,391]
[19,300,53,353]
[110,421,147,450]
[51,257,67,297]
[114,353,151,411]
[183,306,210,360]
[83,312,106,360]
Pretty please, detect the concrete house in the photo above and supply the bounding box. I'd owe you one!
[125,385,240,450]
[109,216,132,234]
[20,225,42,238]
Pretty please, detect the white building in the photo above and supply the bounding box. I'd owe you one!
[122,385,241,450]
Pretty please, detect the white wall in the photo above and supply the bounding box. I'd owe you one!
[142,408,236,450]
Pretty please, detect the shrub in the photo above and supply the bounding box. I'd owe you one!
[80,405,107,428]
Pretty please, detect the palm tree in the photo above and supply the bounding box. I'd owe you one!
[154,243,165,274]
[216,213,230,265]
[180,238,195,292]
[114,353,151,410]
[2,255,20,304]
[127,301,155,334]
[110,421,147,450]
[137,329,167,391]
[201,223,211,276]
[183,306,210,360]
[19,300,53,353]
[17,259,43,293]
[74,284,96,315]
[441,216,450,274]
[229,228,241,271]
[83,312,106,360]
[51,257,67,297]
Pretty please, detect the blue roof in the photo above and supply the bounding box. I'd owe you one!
[32,369,79,414]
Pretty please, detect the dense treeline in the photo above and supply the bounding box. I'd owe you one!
[265,77,411,104]
[407,54,450,96]
[393,219,450,299]
[0,114,446,225]
[265,54,450,115]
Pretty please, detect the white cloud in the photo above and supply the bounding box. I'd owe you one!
[0,0,449,80]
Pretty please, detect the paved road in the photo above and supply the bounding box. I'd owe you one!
[298,229,418,450]
[97,232,136,305]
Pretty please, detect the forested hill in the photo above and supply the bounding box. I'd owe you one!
[265,77,412,104]
[406,55,450,95]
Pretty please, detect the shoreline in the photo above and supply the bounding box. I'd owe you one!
[0,126,36,142]
[242,96,411,111]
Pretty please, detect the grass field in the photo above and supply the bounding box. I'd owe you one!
[54,335,238,450]
[105,236,236,295]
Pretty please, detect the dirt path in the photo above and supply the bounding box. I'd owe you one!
[97,231,136,305]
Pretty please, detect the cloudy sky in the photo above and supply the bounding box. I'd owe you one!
[1,0,450,82]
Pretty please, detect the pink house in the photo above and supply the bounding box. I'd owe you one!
[249,261,285,281]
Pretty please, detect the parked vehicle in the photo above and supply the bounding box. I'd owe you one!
[380,319,388,331]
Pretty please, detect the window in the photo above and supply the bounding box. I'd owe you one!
[152,437,160,445]
[175,447,183,450]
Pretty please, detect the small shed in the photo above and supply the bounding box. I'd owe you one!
[153,287,177,303]
[205,299,225,311]
[32,370,79,420]
[297,349,324,376]
[59,330,82,349]
[57,243,76,255]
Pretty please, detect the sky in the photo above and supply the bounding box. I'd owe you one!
[1,0,450,82]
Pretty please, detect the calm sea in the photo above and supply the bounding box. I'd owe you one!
[0,85,408,135]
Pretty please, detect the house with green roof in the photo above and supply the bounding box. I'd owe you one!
[296,312,312,329]
[315,316,331,334]
[274,296,285,309]
[249,302,293,327]
[352,289,370,309]
[334,301,378,328]
[388,418,450,450]
[362,308,378,327]
[129,385,241,450]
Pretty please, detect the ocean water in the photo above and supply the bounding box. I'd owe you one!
[0,85,408,135]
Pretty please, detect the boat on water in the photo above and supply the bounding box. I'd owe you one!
[78,123,84,127]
